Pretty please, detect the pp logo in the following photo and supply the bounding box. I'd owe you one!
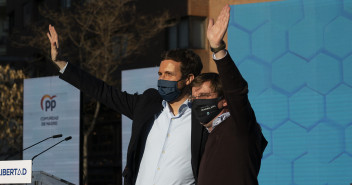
[41,95,57,111]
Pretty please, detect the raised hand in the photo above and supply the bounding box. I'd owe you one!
[47,24,67,70]
[207,5,230,49]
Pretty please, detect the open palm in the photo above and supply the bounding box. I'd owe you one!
[46,24,67,70]
[207,5,230,48]
[47,24,59,61]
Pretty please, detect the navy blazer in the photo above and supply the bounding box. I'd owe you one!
[59,64,208,185]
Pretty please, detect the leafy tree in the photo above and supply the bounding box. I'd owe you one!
[0,65,26,159]
[16,0,171,183]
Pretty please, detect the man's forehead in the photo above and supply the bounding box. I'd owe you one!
[160,59,181,65]
[192,81,213,93]
[159,60,181,70]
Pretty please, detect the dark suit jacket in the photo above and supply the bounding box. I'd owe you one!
[215,53,267,157]
[197,53,267,185]
[59,64,208,185]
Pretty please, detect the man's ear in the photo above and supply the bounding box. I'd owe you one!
[223,99,227,107]
[218,98,227,108]
[185,74,195,85]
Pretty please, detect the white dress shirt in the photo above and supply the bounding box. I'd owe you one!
[135,99,195,185]
[60,64,195,184]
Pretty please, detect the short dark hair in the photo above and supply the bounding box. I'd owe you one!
[191,72,223,97]
[161,49,203,79]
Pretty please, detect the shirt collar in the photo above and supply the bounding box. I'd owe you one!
[207,112,231,133]
[162,99,191,117]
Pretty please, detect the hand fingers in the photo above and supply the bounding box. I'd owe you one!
[207,5,230,47]
[208,18,214,31]
[214,5,230,35]
[47,31,57,49]
[48,25,54,43]
[49,24,54,37]
[49,24,59,48]
[47,32,52,43]
[217,5,230,25]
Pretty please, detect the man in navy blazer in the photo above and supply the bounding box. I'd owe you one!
[47,27,207,184]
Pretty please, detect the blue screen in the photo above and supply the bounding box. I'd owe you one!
[228,0,352,184]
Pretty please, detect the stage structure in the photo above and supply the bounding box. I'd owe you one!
[23,76,80,185]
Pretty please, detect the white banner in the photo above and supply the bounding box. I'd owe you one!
[0,160,32,184]
[23,76,80,185]
[121,67,159,171]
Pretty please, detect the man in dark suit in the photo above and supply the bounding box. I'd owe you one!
[47,26,207,185]
[47,4,249,185]
[191,5,267,185]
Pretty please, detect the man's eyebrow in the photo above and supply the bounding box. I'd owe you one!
[165,71,174,75]
[196,92,208,96]
[158,71,173,74]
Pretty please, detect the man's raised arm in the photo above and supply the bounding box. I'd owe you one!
[207,5,230,59]
[45,24,138,119]
[206,5,254,129]
[47,24,67,70]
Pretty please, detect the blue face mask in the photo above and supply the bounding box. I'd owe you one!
[158,79,182,102]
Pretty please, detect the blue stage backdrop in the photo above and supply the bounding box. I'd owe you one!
[228,0,352,184]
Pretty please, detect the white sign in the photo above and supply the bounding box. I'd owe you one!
[23,76,80,185]
[121,67,159,170]
[0,160,32,184]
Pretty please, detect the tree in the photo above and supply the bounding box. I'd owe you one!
[16,0,171,183]
[0,65,26,159]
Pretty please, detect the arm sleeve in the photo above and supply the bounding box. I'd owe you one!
[59,63,68,74]
[214,52,257,133]
[59,63,138,119]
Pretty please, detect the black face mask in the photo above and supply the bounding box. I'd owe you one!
[158,79,181,102]
[158,78,188,102]
[192,97,223,124]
